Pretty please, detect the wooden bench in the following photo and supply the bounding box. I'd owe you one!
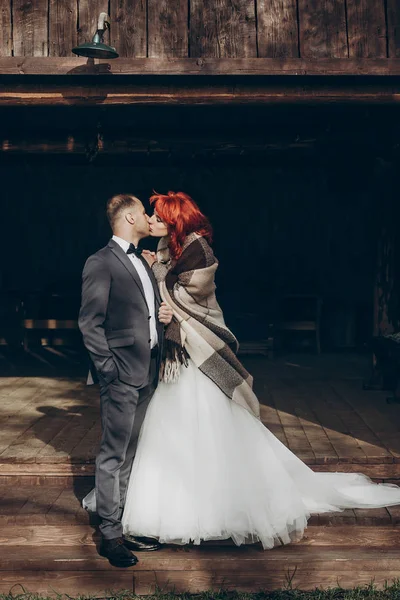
[22,319,79,350]
[276,294,322,354]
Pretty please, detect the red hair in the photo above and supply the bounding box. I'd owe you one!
[149,191,212,260]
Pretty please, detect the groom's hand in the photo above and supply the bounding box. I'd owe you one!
[158,302,173,325]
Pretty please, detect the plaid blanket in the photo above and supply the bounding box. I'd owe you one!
[153,233,260,418]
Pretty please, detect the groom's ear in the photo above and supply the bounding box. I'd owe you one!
[125,211,135,225]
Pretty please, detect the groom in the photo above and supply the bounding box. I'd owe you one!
[79,193,172,568]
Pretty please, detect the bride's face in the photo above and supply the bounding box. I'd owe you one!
[149,210,169,237]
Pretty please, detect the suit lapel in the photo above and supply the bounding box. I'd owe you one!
[108,239,148,308]
[141,255,162,306]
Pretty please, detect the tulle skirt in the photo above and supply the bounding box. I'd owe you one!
[115,360,400,549]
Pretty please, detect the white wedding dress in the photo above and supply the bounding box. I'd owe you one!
[109,359,400,550]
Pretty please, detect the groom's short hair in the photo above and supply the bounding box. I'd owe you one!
[106,194,142,229]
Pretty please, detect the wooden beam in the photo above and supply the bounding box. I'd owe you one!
[1,57,400,76]
[257,0,299,58]
[0,78,400,105]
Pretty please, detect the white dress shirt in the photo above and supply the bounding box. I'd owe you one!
[112,235,158,349]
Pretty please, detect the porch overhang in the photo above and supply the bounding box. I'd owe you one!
[1,58,400,106]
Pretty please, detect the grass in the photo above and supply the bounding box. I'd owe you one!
[2,582,400,600]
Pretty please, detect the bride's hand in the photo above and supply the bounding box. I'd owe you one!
[142,250,156,267]
[158,302,173,325]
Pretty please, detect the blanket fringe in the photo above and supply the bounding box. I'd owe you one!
[160,358,182,383]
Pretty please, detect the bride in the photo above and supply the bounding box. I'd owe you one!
[88,190,400,550]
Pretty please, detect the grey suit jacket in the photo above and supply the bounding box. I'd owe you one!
[78,239,163,388]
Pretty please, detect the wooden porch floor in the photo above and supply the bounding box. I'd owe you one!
[1,352,400,595]
[0,352,399,479]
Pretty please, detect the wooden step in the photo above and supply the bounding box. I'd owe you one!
[0,478,399,527]
[0,524,400,547]
[1,483,400,595]
[1,542,400,595]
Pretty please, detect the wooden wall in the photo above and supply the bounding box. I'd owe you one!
[0,0,399,59]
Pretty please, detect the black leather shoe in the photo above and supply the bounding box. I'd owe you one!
[99,537,139,567]
[123,534,162,552]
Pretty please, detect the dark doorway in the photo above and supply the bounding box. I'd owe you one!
[0,104,398,371]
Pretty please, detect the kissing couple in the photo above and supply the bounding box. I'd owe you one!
[79,191,400,568]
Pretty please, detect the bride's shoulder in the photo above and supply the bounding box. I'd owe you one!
[182,233,216,267]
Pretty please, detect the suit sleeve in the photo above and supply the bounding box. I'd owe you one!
[78,254,117,383]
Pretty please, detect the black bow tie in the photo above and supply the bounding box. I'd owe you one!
[126,243,143,257]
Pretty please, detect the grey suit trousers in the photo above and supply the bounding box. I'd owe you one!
[96,357,157,539]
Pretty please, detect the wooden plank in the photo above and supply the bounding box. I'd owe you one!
[0,382,58,454]
[78,0,109,46]
[37,406,98,460]
[0,572,134,596]
[2,545,400,572]
[354,507,391,525]
[259,382,288,443]
[271,411,315,461]
[49,0,78,57]
[0,462,95,476]
[12,0,49,56]
[311,462,400,479]
[190,0,257,58]
[15,485,66,525]
[300,381,368,463]
[318,509,357,525]
[277,379,338,463]
[298,0,348,58]
[347,0,387,58]
[1,524,400,549]
[134,569,400,594]
[333,379,400,462]
[2,80,400,106]
[110,0,146,58]
[1,458,399,479]
[0,485,32,517]
[0,0,12,56]
[0,377,33,397]
[317,382,394,464]
[70,420,101,462]
[0,382,85,461]
[388,0,400,57]
[2,57,400,76]
[148,0,188,58]
[0,567,399,596]
[386,504,400,524]
[46,487,84,523]
[257,0,298,58]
